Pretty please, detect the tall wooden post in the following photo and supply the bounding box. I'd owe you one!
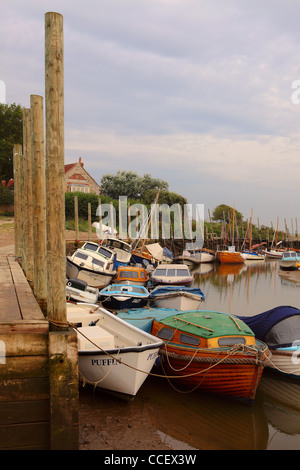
[74,195,79,241]
[45,12,66,324]
[22,108,34,281]
[88,202,92,240]
[30,95,47,308]
[13,144,22,258]
[45,12,79,450]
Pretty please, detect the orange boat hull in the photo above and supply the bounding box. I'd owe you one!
[216,251,244,264]
[157,345,266,403]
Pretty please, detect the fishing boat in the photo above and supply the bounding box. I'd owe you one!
[66,278,99,304]
[238,305,300,378]
[150,263,194,287]
[66,302,163,397]
[66,242,117,288]
[151,310,270,404]
[99,284,149,310]
[149,285,205,310]
[101,237,132,267]
[113,266,150,286]
[279,251,300,270]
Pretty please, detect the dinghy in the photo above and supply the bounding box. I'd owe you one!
[66,302,163,397]
[149,285,205,310]
[99,284,149,310]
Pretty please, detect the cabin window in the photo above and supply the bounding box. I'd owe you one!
[177,269,190,276]
[218,337,246,346]
[179,333,200,346]
[97,247,112,258]
[167,269,176,277]
[157,328,174,341]
[92,258,104,267]
[74,252,88,261]
[140,272,146,278]
[84,243,98,251]
[120,271,139,278]
[154,269,167,276]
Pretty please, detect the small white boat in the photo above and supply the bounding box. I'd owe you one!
[66,278,99,303]
[99,284,149,310]
[101,237,132,267]
[262,249,283,259]
[67,302,163,397]
[279,251,300,270]
[241,251,265,261]
[150,263,194,287]
[66,242,117,288]
[149,285,205,310]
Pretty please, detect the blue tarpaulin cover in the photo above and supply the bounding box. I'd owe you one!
[237,305,300,348]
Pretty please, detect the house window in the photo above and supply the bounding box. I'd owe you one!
[69,185,90,193]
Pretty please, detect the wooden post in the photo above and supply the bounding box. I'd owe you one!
[22,108,34,281]
[19,152,25,266]
[45,11,79,450]
[74,195,79,241]
[30,95,47,308]
[45,12,66,325]
[88,202,91,240]
[13,144,22,258]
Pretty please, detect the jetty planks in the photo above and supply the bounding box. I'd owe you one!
[0,251,50,450]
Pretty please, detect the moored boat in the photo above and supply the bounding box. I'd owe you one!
[151,310,270,404]
[66,242,117,288]
[279,251,300,270]
[150,263,194,287]
[99,284,149,310]
[149,285,205,310]
[216,248,245,264]
[101,237,132,267]
[66,302,163,397]
[66,278,99,304]
[113,266,150,286]
[238,305,300,378]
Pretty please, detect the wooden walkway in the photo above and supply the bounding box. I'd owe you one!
[0,246,50,450]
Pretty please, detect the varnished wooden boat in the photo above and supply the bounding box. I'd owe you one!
[151,310,270,404]
[216,249,245,264]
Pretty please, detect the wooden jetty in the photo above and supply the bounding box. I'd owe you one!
[0,12,79,450]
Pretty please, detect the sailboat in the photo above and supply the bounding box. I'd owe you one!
[241,210,265,261]
[216,204,245,264]
[262,217,283,259]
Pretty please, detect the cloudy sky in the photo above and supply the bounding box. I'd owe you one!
[1,0,300,230]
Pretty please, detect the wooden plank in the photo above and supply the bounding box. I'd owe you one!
[0,422,50,449]
[0,320,48,334]
[0,332,48,356]
[0,356,48,379]
[0,400,49,425]
[7,257,45,321]
[0,377,49,402]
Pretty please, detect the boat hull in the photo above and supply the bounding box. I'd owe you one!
[266,348,300,377]
[66,257,114,288]
[100,295,148,310]
[150,292,203,311]
[216,251,245,264]
[79,345,160,396]
[157,345,266,404]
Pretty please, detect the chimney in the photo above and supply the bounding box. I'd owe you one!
[79,157,84,167]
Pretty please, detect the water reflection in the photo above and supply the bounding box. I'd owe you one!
[192,258,300,316]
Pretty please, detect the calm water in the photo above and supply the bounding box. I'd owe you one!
[80,258,300,450]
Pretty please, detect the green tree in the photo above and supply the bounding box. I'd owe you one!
[212,204,243,223]
[0,103,23,181]
[100,170,169,200]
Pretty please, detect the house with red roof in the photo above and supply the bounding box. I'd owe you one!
[64,158,101,195]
